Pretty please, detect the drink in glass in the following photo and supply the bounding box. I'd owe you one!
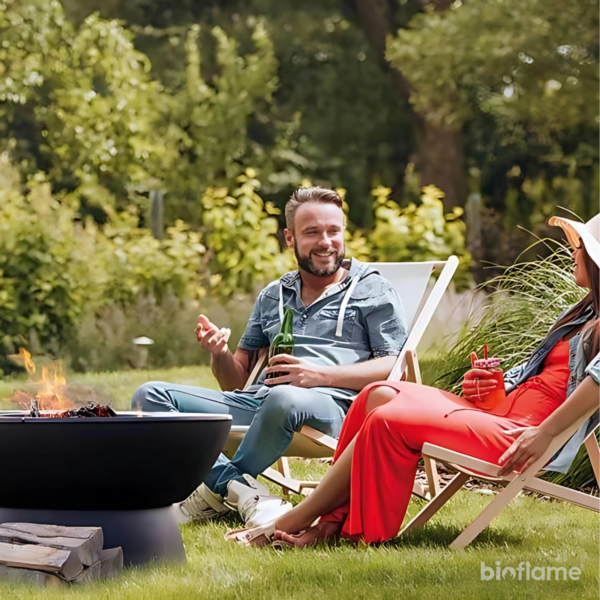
[473,356,506,410]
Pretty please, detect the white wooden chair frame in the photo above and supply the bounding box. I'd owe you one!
[401,406,600,548]
[222,256,460,497]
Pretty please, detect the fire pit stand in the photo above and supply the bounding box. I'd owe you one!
[0,411,232,565]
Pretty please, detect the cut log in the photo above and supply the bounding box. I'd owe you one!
[0,523,103,546]
[0,564,65,588]
[73,547,123,584]
[72,560,102,584]
[99,547,123,580]
[0,524,103,566]
[0,541,83,581]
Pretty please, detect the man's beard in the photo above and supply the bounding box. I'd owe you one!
[294,245,345,277]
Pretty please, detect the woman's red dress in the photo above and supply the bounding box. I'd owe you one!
[320,339,571,543]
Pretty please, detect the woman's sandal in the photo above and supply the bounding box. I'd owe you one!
[224,522,276,547]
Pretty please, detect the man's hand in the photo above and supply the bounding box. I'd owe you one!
[264,355,331,388]
[462,354,498,403]
[195,314,231,356]
[497,426,553,476]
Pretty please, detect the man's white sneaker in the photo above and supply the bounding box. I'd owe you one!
[179,483,231,523]
[225,474,293,528]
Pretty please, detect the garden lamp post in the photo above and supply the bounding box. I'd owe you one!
[132,336,154,370]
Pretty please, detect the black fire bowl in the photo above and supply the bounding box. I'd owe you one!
[0,411,232,565]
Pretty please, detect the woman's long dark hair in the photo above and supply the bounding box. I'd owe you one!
[550,244,599,361]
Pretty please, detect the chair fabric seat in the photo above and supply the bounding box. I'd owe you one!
[223,426,335,460]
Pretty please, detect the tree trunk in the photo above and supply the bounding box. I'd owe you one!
[349,0,465,207]
[415,117,464,207]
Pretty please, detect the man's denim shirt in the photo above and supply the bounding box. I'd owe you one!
[238,258,408,400]
[503,304,599,472]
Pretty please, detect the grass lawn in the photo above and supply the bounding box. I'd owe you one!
[0,366,598,598]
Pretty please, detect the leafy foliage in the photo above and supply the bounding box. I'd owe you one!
[0,0,287,223]
[344,184,472,286]
[0,157,293,372]
[387,0,598,133]
[386,0,598,271]
[200,169,295,298]
[433,245,584,393]
[0,157,204,364]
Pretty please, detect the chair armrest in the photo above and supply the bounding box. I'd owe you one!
[299,425,338,451]
[422,443,502,478]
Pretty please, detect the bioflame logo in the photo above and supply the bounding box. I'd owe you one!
[481,561,581,581]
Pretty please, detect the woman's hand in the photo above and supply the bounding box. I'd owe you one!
[497,426,554,476]
[462,355,498,403]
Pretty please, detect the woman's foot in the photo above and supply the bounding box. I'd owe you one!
[273,520,342,548]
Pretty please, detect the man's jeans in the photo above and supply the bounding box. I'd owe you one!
[131,382,349,497]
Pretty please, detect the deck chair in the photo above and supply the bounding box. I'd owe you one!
[401,405,600,548]
[222,256,460,497]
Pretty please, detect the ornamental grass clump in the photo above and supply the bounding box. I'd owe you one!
[433,243,597,491]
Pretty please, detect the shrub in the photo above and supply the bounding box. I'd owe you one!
[344,184,472,287]
[65,293,255,373]
[0,158,205,372]
[0,158,293,373]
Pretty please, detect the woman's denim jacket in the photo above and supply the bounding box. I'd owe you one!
[502,304,599,473]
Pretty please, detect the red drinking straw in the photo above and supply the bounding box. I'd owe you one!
[484,344,488,360]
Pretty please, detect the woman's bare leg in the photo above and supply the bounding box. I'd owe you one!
[272,385,399,546]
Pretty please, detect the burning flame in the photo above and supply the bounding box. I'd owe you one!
[16,348,74,411]
[18,347,35,376]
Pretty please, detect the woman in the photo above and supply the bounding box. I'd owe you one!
[228,214,600,547]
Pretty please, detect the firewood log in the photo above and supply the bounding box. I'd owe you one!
[0,524,103,566]
[0,541,83,581]
[72,547,123,584]
[0,564,65,588]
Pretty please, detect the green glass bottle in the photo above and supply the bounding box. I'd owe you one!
[266,309,295,382]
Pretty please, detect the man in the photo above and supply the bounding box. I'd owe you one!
[132,186,407,527]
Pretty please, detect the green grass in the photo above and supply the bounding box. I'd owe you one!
[0,488,597,599]
[0,367,597,598]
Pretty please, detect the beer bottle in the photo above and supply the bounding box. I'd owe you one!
[266,309,295,381]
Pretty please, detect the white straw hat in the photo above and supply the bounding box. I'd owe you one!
[549,213,600,270]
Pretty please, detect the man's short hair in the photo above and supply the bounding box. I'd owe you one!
[285,186,344,230]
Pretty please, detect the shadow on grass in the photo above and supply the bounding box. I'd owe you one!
[384,521,525,550]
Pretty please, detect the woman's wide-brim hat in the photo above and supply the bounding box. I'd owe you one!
[549,213,600,270]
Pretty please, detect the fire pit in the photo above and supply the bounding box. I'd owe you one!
[0,410,231,565]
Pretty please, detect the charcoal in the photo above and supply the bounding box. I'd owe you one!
[27,403,116,419]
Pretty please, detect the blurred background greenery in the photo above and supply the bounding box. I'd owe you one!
[0,0,598,374]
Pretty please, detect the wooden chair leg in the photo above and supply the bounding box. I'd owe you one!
[450,472,531,549]
[423,456,441,498]
[405,349,422,385]
[401,472,469,535]
[261,467,303,495]
[276,457,292,496]
[584,433,600,487]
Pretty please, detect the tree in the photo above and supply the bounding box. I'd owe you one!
[0,0,289,226]
[343,0,466,207]
[387,0,599,265]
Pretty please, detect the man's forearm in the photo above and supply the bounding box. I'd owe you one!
[324,355,397,391]
[211,351,250,392]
